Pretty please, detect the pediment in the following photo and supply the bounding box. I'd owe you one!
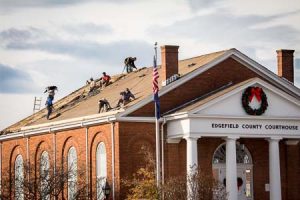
[192,79,300,118]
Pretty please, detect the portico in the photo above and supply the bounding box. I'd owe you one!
[164,79,300,200]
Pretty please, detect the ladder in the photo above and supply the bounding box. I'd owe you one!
[33,97,42,113]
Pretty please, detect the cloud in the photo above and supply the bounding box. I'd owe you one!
[0,63,37,93]
[147,11,300,47]
[0,28,32,42]
[187,0,221,11]
[62,23,113,36]
[0,0,139,9]
[296,58,300,69]
[0,27,46,46]
[146,10,300,67]
[5,38,154,66]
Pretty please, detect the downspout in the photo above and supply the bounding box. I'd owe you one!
[0,142,2,196]
[85,126,89,198]
[161,117,167,186]
[52,132,57,200]
[110,121,115,200]
[26,137,30,182]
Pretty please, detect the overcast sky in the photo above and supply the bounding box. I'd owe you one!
[0,0,300,130]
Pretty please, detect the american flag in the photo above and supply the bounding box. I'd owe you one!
[153,55,160,119]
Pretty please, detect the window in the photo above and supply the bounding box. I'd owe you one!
[212,143,252,164]
[96,142,107,200]
[15,155,24,200]
[40,151,50,200]
[67,147,77,200]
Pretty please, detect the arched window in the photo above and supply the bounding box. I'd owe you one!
[212,143,252,164]
[40,151,50,200]
[15,155,24,200]
[96,142,107,200]
[67,147,77,200]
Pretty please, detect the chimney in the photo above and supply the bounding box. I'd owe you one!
[161,45,179,85]
[276,49,295,83]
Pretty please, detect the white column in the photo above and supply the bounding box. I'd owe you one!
[268,137,282,200]
[185,136,199,200]
[185,137,199,173]
[226,136,238,200]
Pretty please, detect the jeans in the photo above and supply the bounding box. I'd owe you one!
[47,106,52,119]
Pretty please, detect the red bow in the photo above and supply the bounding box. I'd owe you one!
[249,87,262,102]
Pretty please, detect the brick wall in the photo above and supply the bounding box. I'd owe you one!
[118,122,156,199]
[0,123,116,199]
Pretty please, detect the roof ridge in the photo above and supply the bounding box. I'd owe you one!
[178,49,232,62]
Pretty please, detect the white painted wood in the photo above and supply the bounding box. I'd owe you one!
[184,136,199,200]
[268,138,282,200]
[167,117,300,139]
[194,80,300,118]
[226,137,238,200]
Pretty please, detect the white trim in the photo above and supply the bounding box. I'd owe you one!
[116,116,158,123]
[230,51,300,96]
[53,133,57,200]
[0,115,159,142]
[85,128,89,197]
[165,113,300,121]
[167,132,300,139]
[0,115,117,142]
[189,78,300,114]
[0,142,2,196]
[111,122,115,200]
[21,111,121,131]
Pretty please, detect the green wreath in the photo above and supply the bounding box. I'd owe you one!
[241,86,268,115]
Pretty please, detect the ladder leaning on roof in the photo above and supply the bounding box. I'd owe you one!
[33,97,42,113]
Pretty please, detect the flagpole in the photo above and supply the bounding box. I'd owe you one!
[154,42,161,187]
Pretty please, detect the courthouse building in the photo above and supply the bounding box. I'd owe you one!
[1,45,300,200]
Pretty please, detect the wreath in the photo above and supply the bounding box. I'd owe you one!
[242,86,268,115]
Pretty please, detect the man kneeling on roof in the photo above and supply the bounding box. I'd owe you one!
[124,57,137,73]
[116,88,135,107]
[98,98,111,113]
[99,72,111,89]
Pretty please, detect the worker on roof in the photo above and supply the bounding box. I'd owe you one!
[45,95,54,120]
[44,86,57,97]
[86,77,96,93]
[98,98,112,113]
[99,72,111,89]
[124,57,137,73]
[116,88,135,107]
[125,88,135,100]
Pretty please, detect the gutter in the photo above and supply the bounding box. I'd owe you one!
[0,114,117,142]
[110,121,116,200]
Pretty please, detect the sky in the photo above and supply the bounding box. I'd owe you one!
[0,0,300,130]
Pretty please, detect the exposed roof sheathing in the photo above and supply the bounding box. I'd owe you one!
[1,50,228,134]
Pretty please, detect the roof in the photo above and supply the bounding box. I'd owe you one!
[1,49,228,134]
